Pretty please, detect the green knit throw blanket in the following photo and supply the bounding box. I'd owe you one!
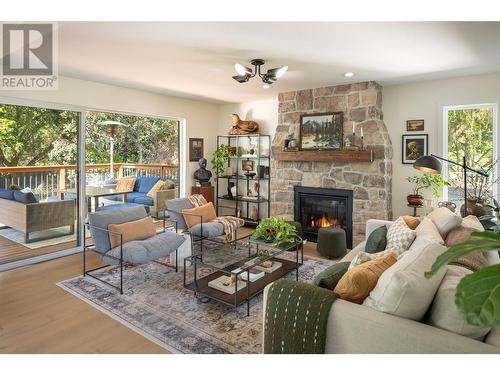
[264,279,337,354]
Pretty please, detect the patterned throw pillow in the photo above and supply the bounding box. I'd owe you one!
[385,216,416,254]
[147,180,167,198]
[115,177,136,193]
[365,225,387,253]
[349,248,397,269]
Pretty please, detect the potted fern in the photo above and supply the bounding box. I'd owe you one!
[251,216,302,247]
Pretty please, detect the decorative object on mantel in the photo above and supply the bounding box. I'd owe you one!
[299,112,343,151]
[232,58,288,88]
[406,119,425,132]
[229,114,259,135]
[193,158,212,186]
[284,132,298,151]
[402,134,428,164]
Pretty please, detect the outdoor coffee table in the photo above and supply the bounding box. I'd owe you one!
[183,235,303,316]
[60,186,133,213]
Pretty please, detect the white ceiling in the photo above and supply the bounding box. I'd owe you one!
[59,22,500,104]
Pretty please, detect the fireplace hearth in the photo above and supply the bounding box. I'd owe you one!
[294,186,353,248]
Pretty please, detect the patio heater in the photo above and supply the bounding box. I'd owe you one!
[97,121,127,179]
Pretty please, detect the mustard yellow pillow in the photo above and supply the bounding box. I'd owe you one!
[402,215,420,230]
[108,216,156,249]
[334,251,398,304]
[147,180,167,198]
[182,202,217,228]
[115,177,136,193]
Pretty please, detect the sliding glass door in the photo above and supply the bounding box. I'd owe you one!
[0,102,82,265]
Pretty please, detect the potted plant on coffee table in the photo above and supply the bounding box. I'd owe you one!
[406,173,448,206]
[251,216,302,248]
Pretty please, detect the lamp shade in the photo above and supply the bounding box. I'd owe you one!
[413,155,442,174]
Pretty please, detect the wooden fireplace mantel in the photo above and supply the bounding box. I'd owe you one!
[272,148,373,162]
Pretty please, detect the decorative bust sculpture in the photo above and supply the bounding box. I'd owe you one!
[228,114,259,135]
[193,157,212,186]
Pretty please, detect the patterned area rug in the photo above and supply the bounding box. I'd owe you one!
[58,253,334,354]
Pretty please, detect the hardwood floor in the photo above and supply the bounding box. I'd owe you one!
[0,235,77,264]
[0,227,325,354]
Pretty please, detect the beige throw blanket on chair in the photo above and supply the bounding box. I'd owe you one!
[188,194,244,241]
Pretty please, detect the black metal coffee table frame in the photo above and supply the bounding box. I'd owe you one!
[183,236,303,316]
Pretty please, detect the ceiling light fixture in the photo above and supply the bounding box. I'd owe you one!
[344,72,355,78]
[232,59,288,88]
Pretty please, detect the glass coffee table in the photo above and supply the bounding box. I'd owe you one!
[183,235,303,316]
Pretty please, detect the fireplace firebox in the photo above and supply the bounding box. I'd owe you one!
[294,186,353,248]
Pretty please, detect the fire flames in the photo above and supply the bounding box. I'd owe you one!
[310,213,338,228]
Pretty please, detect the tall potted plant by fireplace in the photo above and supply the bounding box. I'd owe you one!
[406,173,448,206]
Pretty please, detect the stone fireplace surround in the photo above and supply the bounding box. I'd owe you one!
[270,81,393,246]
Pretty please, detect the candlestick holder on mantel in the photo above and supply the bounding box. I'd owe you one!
[344,125,364,151]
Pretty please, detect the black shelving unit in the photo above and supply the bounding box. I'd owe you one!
[216,134,271,225]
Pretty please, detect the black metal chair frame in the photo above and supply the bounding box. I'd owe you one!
[164,204,240,262]
[83,215,178,294]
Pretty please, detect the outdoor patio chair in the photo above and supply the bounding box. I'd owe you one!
[85,205,185,293]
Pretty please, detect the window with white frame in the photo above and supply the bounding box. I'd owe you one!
[443,103,498,207]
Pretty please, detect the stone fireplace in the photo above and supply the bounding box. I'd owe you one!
[270,81,393,246]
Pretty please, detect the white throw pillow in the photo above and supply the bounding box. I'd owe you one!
[349,248,397,269]
[363,242,447,320]
[427,207,462,238]
[385,216,416,254]
[461,215,485,231]
[427,265,491,340]
[408,217,444,252]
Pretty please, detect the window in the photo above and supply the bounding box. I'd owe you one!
[443,103,498,205]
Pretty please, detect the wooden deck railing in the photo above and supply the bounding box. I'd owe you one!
[0,163,178,201]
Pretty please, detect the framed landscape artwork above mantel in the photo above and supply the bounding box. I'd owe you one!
[299,112,343,151]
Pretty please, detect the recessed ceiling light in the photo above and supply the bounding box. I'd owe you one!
[262,84,271,89]
[344,72,355,78]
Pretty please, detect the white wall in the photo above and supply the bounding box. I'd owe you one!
[0,76,219,195]
[217,99,278,136]
[383,72,500,217]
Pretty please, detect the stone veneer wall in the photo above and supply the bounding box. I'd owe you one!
[271,81,393,246]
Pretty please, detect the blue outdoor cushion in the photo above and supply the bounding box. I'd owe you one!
[13,190,38,203]
[104,194,123,202]
[135,176,160,193]
[88,205,149,254]
[96,202,148,212]
[124,192,147,203]
[0,189,15,200]
[102,230,185,265]
[134,196,154,206]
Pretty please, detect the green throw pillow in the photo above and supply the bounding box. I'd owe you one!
[365,225,387,253]
[313,262,350,290]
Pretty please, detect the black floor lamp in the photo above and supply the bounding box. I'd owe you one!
[413,154,489,217]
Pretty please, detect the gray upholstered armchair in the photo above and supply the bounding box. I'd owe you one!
[85,205,185,293]
[164,197,240,258]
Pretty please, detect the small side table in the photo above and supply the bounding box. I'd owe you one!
[191,185,214,203]
[407,204,423,217]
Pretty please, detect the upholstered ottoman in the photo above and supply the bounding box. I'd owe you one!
[317,227,347,259]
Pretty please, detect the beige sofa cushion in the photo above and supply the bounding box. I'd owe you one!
[363,242,447,320]
[427,265,491,340]
[427,207,462,238]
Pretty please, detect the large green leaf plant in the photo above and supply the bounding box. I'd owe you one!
[425,231,500,327]
[251,216,302,248]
